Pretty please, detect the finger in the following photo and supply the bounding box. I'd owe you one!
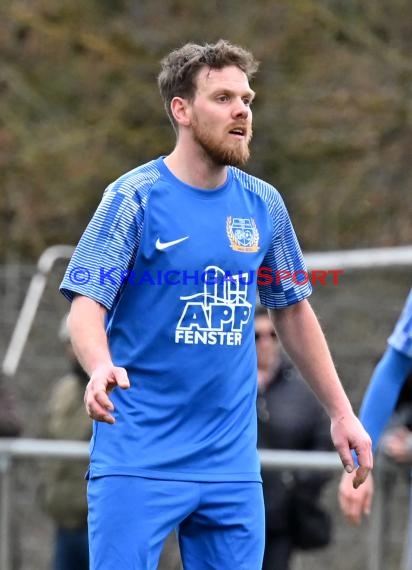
[339,495,361,526]
[338,491,349,516]
[114,367,130,389]
[85,400,115,424]
[347,492,364,526]
[354,440,373,473]
[353,466,370,489]
[348,507,362,526]
[95,389,114,411]
[85,386,115,423]
[363,491,372,517]
[335,443,354,473]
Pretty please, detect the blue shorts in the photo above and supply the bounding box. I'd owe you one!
[88,475,264,569]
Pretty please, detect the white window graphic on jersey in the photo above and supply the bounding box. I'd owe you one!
[175,265,252,345]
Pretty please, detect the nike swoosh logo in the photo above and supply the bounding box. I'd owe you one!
[155,236,189,250]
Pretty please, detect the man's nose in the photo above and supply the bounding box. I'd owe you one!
[232,99,249,119]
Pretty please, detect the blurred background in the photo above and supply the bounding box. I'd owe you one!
[2,0,412,261]
[1,0,411,568]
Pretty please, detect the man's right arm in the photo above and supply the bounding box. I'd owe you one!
[68,295,130,424]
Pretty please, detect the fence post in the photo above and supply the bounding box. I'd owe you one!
[400,470,412,570]
[0,453,11,570]
[368,455,397,570]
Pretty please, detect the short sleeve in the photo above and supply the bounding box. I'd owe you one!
[60,180,144,310]
[258,191,312,309]
[388,289,412,357]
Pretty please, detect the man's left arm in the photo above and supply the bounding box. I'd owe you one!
[269,299,373,488]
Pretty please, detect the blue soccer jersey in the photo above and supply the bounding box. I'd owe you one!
[388,289,412,358]
[60,157,312,482]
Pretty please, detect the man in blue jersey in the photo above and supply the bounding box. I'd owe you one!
[339,289,412,528]
[60,39,372,569]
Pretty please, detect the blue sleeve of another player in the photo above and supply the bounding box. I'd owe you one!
[388,289,412,358]
[359,346,412,454]
[258,191,312,308]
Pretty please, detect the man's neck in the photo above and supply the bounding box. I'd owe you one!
[164,147,228,190]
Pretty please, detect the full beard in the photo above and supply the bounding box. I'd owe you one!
[192,119,252,168]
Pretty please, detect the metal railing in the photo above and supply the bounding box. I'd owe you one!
[1,246,411,569]
[2,245,74,378]
[3,245,412,380]
[0,439,390,570]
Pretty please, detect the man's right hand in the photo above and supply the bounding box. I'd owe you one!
[84,364,130,424]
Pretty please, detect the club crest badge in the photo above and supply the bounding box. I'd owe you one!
[226,217,259,253]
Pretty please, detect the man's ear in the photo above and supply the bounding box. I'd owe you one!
[170,97,191,127]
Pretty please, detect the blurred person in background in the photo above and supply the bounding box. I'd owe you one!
[0,373,22,437]
[39,314,91,570]
[378,371,412,467]
[339,289,412,561]
[256,305,333,570]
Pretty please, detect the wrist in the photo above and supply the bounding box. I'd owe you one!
[328,397,354,422]
[85,359,114,378]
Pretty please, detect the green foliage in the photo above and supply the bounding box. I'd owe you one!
[1,0,411,261]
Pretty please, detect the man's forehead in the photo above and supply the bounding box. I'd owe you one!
[196,65,252,92]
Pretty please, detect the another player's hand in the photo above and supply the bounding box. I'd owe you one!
[84,364,130,424]
[330,413,373,487]
[338,470,374,526]
[381,427,412,463]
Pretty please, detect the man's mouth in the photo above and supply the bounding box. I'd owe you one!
[228,127,246,138]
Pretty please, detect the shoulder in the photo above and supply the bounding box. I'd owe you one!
[230,167,283,205]
[103,158,162,205]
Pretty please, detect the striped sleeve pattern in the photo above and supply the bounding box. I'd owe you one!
[60,160,160,310]
[233,168,312,308]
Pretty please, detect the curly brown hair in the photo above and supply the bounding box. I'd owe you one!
[158,39,259,131]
